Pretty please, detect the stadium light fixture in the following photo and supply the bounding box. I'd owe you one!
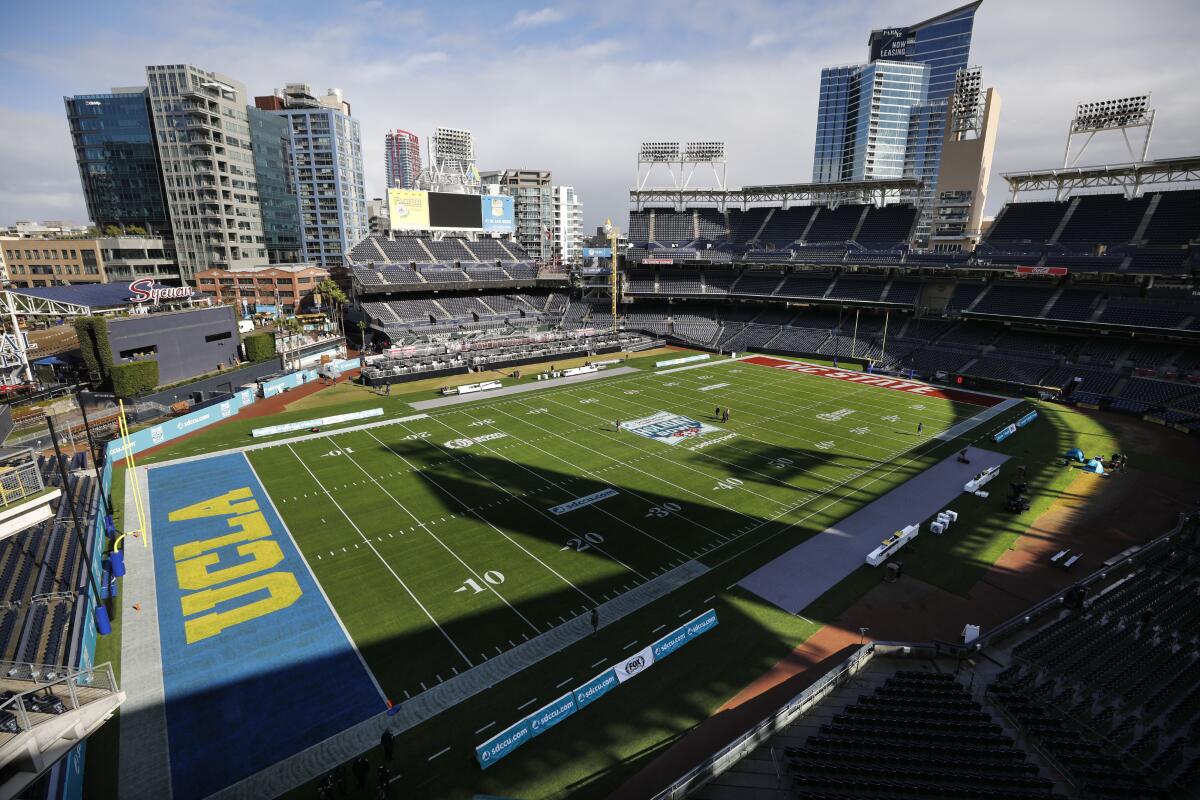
[639,142,680,163]
[1063,93,1154,167]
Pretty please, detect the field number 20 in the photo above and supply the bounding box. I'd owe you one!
[645,501,682,518]
[561,532,605,552]
[455,571,505,594]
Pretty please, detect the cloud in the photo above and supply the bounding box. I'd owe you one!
[1,0,1199,233]
[511,6,567,28]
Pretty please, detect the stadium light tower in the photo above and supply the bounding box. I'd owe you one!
[636,142,681,190]
[1063,93,1154,167]
[421,127,481,193]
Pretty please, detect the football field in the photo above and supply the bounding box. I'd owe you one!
[239,355,1002,701]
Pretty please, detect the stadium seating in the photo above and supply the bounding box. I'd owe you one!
[804,205,865,243]
[731,269,785,295]
[695,209,728,240]
[1142,190,1200,245]
[652,210,695,245]
[1058,194,1152,248]
[1044,288,1102,321]
[727,208,772,243]
[983,201,1069,246]
[969,284,1055,318]
[854,205,918,247]
[776,273,834,299]
[757,207,817,246]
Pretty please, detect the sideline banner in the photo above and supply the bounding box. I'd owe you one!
[475,609,719,769]
[656,354,709,368]
[106,387,258,461]
[251,408,383,438]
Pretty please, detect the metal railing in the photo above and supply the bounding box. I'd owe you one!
[0,459,44,508]
[650,643,875,800]
[0,660,118,736]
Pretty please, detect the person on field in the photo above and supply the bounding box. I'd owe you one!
[722,409,730,423]
[917,421,923,435]
[615,419,621,431]
[715,406,721,419]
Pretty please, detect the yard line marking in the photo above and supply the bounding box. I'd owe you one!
[591,659,607,668]
[623,640,638,650]
[517,697,538,711]
[678,609,693,618]
[428,747,450,761]
[555,677,574,689]
[367,427,599,604]
[436,673,443,683]
[475,721,496,735]
[704,595,716,603]
[452,667,458,675]
[726,582,738,590]
[284,442,473,668]
[404,690,410,699]
[420,681,427,690]
[651,625,666,634]
[495,646,502,655]
[328,434,539,633]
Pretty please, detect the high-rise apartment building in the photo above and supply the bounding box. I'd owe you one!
[247,108,303,263]
[481,169,552,261]
[384,130,421,189]
[812,1,981,243]
[63,88,172,235]
[145,64,268,279]
[255,84,367,266]
[551,185,584,265]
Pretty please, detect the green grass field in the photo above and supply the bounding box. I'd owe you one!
[239,357,1006,705]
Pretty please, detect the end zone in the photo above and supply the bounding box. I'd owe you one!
[138,453,382,800]
[743,355,1005,407]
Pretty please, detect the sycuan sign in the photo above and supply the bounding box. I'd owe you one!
[128,278,195,304]
[475,609,718,768]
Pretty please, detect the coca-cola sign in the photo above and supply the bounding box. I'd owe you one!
[128,278,194,304]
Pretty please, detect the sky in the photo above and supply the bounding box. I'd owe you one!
[1,0,1198,234]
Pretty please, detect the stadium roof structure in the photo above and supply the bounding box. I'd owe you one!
[0,282,185,317]
[630,177,921,210]
[1002,155,1200,201]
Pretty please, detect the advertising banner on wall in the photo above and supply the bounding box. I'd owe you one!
[475,609,719,768]
[480,194,515,233]
[388,188,431,230]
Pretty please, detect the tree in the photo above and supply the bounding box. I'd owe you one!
[126,224,147,235]
[102,225,122,236]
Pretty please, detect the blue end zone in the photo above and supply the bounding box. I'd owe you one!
[148,453,381,800]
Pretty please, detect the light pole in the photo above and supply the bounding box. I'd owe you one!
[603,219,620,333]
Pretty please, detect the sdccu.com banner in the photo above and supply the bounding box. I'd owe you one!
[475,609,718,768]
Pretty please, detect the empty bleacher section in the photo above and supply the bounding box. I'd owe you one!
[1142,190,1200,245]
[1058,194,1152,248]
[757,207,817,247]
[361,328,660,386]
[970,284,1056,318]
[983,201,1070,247]
[0,453,97,667]
[854,205,918,248]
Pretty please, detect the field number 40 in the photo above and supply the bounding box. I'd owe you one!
[455,570,505,594]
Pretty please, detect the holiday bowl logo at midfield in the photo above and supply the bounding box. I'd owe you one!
[624,411,721,446]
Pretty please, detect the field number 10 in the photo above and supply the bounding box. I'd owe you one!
[454,570,505,594]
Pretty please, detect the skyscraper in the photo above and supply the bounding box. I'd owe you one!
[812,62,931,183]
[551,185,584,266]
[812,1,981,243]
[146,64,268,279]
[63,88,171,235]
[255,84,367,266]
[248,108,303,263]
[384,130,421,189]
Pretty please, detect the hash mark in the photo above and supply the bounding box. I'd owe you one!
[555,677,574,689]
[427,747,450,761]
[517,697,538,711]
[591,659,607,668]
[623,640,638,650]
[474,721,496,735]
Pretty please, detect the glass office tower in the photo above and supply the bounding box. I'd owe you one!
[813,1,981,243]
[64,88,172,234]
[248,108,303,263]
[814,62,931,184]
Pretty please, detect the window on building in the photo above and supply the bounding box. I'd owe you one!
[204,331,232,343]
[119,345,158,359]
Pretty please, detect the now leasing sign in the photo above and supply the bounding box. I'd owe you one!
[475,609,718,768]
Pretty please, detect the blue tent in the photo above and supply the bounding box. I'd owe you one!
[34,356,66,366]
[1065,447,1085,462]
[1084,459,1105,474]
